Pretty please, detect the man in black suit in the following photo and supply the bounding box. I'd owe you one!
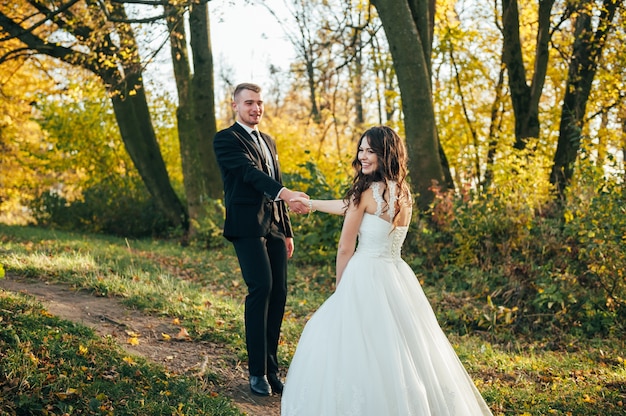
[213,83,309,396]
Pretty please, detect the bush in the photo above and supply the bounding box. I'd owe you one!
[30,177,172,238]
[284,160,348,270]
[405,157,625,340]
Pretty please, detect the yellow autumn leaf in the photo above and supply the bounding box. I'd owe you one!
[563,210,573,223]
[123,356,135,365]
[582,394,595,403]
[78,345,88,355]
[174,327,191,341]
[127,337,140,346]
[161,333,171,341]
[40,309,54,318]
[55,388,78,399]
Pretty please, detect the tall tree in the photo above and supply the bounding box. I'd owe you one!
[0,1,189,231]
[550,0,621,198]
[370,0,447,210]
[263,0,330,123]
[165,0,221,237]
[500,0,556,149]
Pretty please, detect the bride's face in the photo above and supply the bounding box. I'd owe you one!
[358,137,378,175]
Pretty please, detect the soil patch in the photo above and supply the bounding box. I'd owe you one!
[0,274,280,416]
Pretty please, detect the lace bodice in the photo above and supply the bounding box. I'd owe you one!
[355,182,409,260]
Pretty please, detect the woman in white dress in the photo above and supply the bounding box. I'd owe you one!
[282,126,493,415]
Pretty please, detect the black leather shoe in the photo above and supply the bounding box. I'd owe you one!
[267,373,284,394]
[249,375,271,396]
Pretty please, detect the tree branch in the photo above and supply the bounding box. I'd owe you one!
[0,12,96,72]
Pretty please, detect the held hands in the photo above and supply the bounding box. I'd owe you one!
[281,189,310,214]
[289,196,312,215]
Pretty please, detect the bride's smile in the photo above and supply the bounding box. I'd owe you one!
[358,137,378,175]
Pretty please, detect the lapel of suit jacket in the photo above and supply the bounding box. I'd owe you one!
[232,123,280,179]
[232,123,266,168]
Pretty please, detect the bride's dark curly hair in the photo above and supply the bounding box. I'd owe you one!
[344,126,410,220]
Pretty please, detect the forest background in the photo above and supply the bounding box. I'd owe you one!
[1,0,626,414]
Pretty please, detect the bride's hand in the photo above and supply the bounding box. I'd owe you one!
[289,196,311,214]
[290,196,308,205]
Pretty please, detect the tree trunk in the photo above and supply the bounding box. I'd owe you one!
[189,3,220,199]
[166,2,221,237]
[550,0,620,199]
[106,4,189,231]
[501,0,555,148]
[484,64,507,190]
[166,5,200,233]
[0,5,189,233]
[372,0,445,210]
[108,73,189,230]
[354,30,365,127]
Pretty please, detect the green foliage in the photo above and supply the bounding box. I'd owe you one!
[10,78,186,240]
[556,151,626,337]
[405,149,625,340]
[278,149,626,341]
[187,199,227,249]
[2,222,626,415]
[29,177,172,238]
[284,159,349,269]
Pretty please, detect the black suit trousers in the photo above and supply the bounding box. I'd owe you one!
[231,224,288,377]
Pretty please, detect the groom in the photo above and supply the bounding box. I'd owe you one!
[213,83,309,396]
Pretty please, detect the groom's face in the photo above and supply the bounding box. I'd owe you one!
[233,89,264,128]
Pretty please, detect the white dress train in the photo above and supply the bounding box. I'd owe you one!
[281,182,493,416]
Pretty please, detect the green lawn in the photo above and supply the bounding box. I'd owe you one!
[1,224,625,415]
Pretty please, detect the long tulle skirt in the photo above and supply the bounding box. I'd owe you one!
[281,253,492,415]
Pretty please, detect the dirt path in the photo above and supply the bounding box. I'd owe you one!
[0,274,281,416]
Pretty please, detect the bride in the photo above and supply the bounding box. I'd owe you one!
[282,126,493,415]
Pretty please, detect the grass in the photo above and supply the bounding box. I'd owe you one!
[0,292,240,415]
[1,223,625,415]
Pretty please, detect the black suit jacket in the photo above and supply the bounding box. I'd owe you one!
[213,122,293,240]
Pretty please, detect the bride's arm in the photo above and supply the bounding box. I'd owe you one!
[335,198,365,285]
[290,197,347,215]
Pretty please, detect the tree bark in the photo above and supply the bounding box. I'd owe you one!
[95,2,190,231]
[501,0,555,148]
[550,0,620,199]
[371,0,445,210]
[108,73,189,230]
[188,3,220,198]
[166,1,221,237]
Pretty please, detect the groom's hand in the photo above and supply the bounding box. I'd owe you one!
[281,189,310,214]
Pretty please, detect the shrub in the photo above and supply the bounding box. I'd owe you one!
[284,160,348,270]
[30,177,172,238]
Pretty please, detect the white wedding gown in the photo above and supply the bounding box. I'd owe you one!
[281,182,493,415]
